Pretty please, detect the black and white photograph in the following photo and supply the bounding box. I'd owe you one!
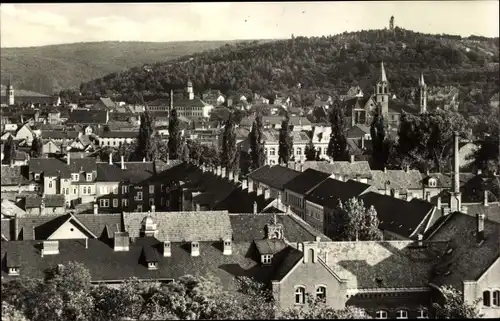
[1,1,499,320]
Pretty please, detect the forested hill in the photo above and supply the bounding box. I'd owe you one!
[0,40,267,95]
[78,28,499,109]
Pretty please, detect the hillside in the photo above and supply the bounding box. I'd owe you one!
[78,29,500,111]
[0,40,269,95]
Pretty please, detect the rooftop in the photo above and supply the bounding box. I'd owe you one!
[247,165,301,190]
[283,168,330,195]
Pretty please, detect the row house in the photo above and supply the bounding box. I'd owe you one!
[3,210,497,317]
[66,109,109,127]
[97,131,137,147]
[240,115,312,132]
[246,165,301,203]
[288,159,373,184]
[1,165,36,194]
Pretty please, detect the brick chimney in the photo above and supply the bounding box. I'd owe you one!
[114,231,130,251]
[121,156,125,170]
[253,201,258,214]
[483,190,489,207]
[66,152,70,165]
[108,152,113,165]
[350,155,355,163]
[405,165,410,173]
[476,213,485,242]
[195,203,200,212]
[93,203,98,215]
[223,239,232,255]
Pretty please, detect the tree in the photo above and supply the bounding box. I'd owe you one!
[278,112,293,165]
[396,110,469,172]
[4,135,16,164]
[30,135,43,158]
[221,112,239,171]
[187,139,202,163]
[326,101,348,161]
[330,197,383,241]
[305,141,317,161]
[249,111,266,170]
[370,107,386,169]
[2,302,28,321]
[168,108,181,159]
[135,110,157,161]
[432,286,481,319]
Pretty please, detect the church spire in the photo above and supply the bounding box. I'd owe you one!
[380,61,388,83]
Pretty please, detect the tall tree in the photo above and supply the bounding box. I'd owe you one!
[221,112,239,171]
[249,111,266,170]
[4,135,16,165]
[330,197,383,241]
[305,141,317,161]
[432,286,481,319]
[278,112,293,165]
[135,110,157,161]
[370,107,386,169]
[30,135,43,158]
[326,101,348,161]
[168,108,181,159]
[396,109,469,172]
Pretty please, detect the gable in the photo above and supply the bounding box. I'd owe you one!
[48,219,94,240]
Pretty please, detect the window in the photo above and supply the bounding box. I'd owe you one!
[136,192,143,201]
[396,309,408,319]
[483,291,491,306]
[295,287,305,305]
[493,290,500,306]
[73,187,77,194]
[261,254,272,265]
[376,310,388,319]
[49,180,53,188]
[113,199,118,208]
[296,147,302,155]
[86,173,92,181]
[149,185,154,193]
[149,198,154,206]
[137,205,143,212]
[112,186,118,194]
[264,148,268,155]
[428,178,437,187]
[270,148,276,156]
[417,308,429,319]
[122,185,129,194]
[8,267,19,276]
[161,184,165,192]
[71,174,79,182]
[316,286,326,301]
[99,199,109,207]
[34,173,40,180]
[122,199,129,207]
[100,186,108,195]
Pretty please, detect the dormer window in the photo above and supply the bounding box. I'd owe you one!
[147,262,158,270]
[86,173,92,181]
[71,174,79,182]
[261,254,272,265]
[428,178,437,187]
[191,241,200,257]
[34,173,40,181]
[8,267,19,276]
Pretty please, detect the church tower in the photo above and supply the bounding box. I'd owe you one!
[389,16,394,30]
[418,73,427,113]
[375,61,389,117]
[186,80,194,100]
[6,80,14,106]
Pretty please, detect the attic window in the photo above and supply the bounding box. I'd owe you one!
[148,262,158,270]
[375,277,383,286]
[261,254,272,265]
[8,267,19,276]
[34,173,40,180]
[428,178,437,187]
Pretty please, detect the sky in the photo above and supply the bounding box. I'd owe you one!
[1,1,499,48]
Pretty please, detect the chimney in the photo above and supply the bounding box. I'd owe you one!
[476,213,485,242]
[170,89,174,111]
[66,152,70,165]
[41,240,59,256]
[384,167,387,173]
[253,201,258,214]
[13,214,19,241]
[191,241,200,257]
[405,165,410,173]
[217,166,222,176]
[264,189,271,199]
[406,191,413,202]
[233,171,239,183]
[393,189,400,199]
[195,203,200,212]
[453,132,460,194]
[300,163,304,172]
[483,190,489,207]
[350,155,355,163]
[93,203,98,215]
[256,186,263,196]
[477,169,482,175]
[437,196,442,210]
[228,170,234,181]
[151,204,156,214]
[121,156,125,170]
[248,181,254,193]
[361,136,365,149]
[242,179,248,191]
[221,167,226,178]
[142,157,146,163]
[85,238,88,249]
[114,231,130,251]
[426,169,430,176]
[223,239,232,255]
[108,152,113,165]
[417,234,423,247]
[426,192,431,202]
[163,241,171,257]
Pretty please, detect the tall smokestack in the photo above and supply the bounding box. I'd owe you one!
[450,132,462,212]
[170,89,173,112]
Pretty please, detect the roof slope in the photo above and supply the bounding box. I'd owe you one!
[282,168,330,194]
[370,169,423,191]
[305,178,372,208]
[247,165,301,190]
[295,160,373,179]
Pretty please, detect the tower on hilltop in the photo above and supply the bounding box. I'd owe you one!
[389,16,394,30]
[418,73,427,114]
[6,78,14,106]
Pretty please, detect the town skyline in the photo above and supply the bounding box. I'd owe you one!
[1,1,499,48]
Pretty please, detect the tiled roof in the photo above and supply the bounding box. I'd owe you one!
[370,169,423,191]
[67,110,107,124]
[213,186,275,213]
[360,192,435,238]
[25,194,65,209]
[240,115,311,127]
[185,171,239,209]
[228,213,331,242]
[0,238,288,288]
[260,130,309,143]
[295,160,373,179]
[174,97,208,108]
[96,161,172,184]
[99,131,138,139]
[282,168,330,194]
[1,199,27,218]
[1,218,11,240]
[346,125,369,139]
[123,211,232,242]
[1,165,29,185]
[29,157,97,178]
[42,131,79,140]
[305,178,372,209]
[98,97,117,109]
[427,212,500,290]
[319,240,446,289]
[462,203,500,223]
[247,165,301,190]
[74,214,123,239]
[423,172,475,189]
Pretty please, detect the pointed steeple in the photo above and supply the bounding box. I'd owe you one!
[380,61,387,83]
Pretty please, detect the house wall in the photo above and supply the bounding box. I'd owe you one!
[49,220,90,240]
[278,249,347,310]
[26,206,65,216]
[464,258,500,318]
[44,176,59,194]
[285,189,305,218]
[15,126,34,145]
[42,142,61,154]
[304,200,325,232]
[99,137,135,147]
